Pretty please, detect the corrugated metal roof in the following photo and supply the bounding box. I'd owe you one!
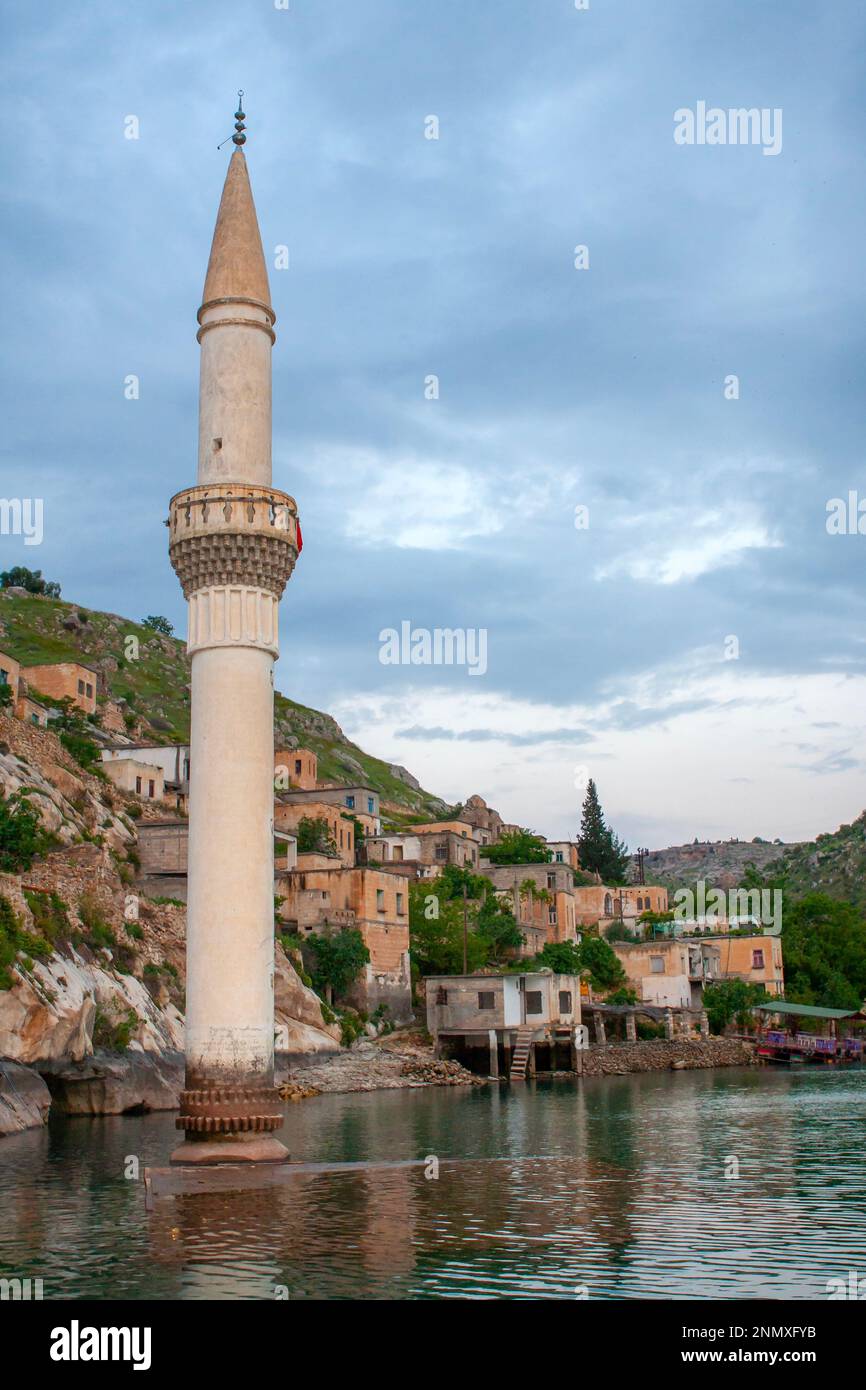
[755,1001,858,1020]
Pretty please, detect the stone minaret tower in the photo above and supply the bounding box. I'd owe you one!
[168,110,299,1164]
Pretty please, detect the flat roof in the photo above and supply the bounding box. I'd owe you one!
[755,1001,857,1020]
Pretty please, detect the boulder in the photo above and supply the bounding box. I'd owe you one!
[38,1050,183,1115]
[0,1060,52,1136]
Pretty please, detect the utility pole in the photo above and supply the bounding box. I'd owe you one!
[636,846,649,885]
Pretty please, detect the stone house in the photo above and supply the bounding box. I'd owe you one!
[481,863,579,944]
[102,757,165,802]
[15,693,49,728]
[457,794,504,846]
[278,784,381,835]
[274,746,317,791]
[573,883,668,928]
[425,971,582,1076]
[714,933,784,996]
[21,661,98,716]
[101,744,189,811]
[278,863,411,1019]
[0,650,21,707]
[367,827,480,872]
[546,841,581,869]
[274,797,355,867]
[612,939,721,1009]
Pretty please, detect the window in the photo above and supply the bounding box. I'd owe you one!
[136,777,142,794]
[559,991,573,1014]
[30,713,39,726]
[752,950,765,970]
[295,760,301,774]
[86,684,93,699]
[148,780,155,798]
[393,845,403,861]
[637,896,644,911]
[436,987,448,1005]
[368,797,374,814]
[478,991,495,1010]
[396,893,404,916]
[376,889,385,913]
[346,795,355,809]
[548,905,557,924]
[650,956,664,974]
[0,669,8,685]
[526,991,543,1015]
[555,851,563,863]
[78,679,85,694]
[435,845,447,860]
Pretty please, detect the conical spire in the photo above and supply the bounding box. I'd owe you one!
[201,148,272,309]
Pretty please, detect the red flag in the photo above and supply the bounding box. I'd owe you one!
[296,520,303,554]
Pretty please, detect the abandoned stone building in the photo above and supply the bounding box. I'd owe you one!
[279,862,411,1020]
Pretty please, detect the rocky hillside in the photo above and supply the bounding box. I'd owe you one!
[759,812,866,909]
[635,838,804,893]
[0,589,448,821]
[0,703,340,1136]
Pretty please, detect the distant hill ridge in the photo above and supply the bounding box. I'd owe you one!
[637,838,801,893]
[0,591,449,823]
[642,814,866,908]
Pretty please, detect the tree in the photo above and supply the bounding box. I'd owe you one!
[577,935,628,992]
[141,615,174,636]
[533,940,582,974]
[55,701,101,773]
[305,927,369,1003]
[475,892,524,963]
[483,829,551,865]
[435,862,489,901]
[0,791,52,873]
[0,567,61,597]
[780,893,866,1011]
[703,978,769,1035]
[0,681,12,709]
[296,815,338,856]
[408,881,487,976]
[577,780,630,883]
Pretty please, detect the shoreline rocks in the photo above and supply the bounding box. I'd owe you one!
[0,1060,52,1136]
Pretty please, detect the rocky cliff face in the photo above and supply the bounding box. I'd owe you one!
[0,708,340,1137]
[636,838,802,892]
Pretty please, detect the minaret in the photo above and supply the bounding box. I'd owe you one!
[168,102,299,1164]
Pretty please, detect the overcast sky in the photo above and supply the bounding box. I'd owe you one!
[2,0,865,848]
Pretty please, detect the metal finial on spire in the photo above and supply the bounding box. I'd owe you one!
[232,91,246,145]
[217,91,247,150]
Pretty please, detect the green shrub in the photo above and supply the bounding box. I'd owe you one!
[93,1007,139,1052]
[0,790,53,872]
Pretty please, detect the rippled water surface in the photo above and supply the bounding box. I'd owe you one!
[2,1067,865,1299]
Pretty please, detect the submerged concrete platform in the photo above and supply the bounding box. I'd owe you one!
[144,1157,431,1208]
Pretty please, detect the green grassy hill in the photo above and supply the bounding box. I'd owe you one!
[761,812,866,909]
[0,590,449,821]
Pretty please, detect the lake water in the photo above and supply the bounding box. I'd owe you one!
[1,1066,865,1300]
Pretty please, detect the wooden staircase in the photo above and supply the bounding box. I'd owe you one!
[509,1027,534,1080]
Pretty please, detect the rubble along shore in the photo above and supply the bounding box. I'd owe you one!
[1,1035,760,1135]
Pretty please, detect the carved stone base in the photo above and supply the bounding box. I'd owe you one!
[175,1085,284,1135]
